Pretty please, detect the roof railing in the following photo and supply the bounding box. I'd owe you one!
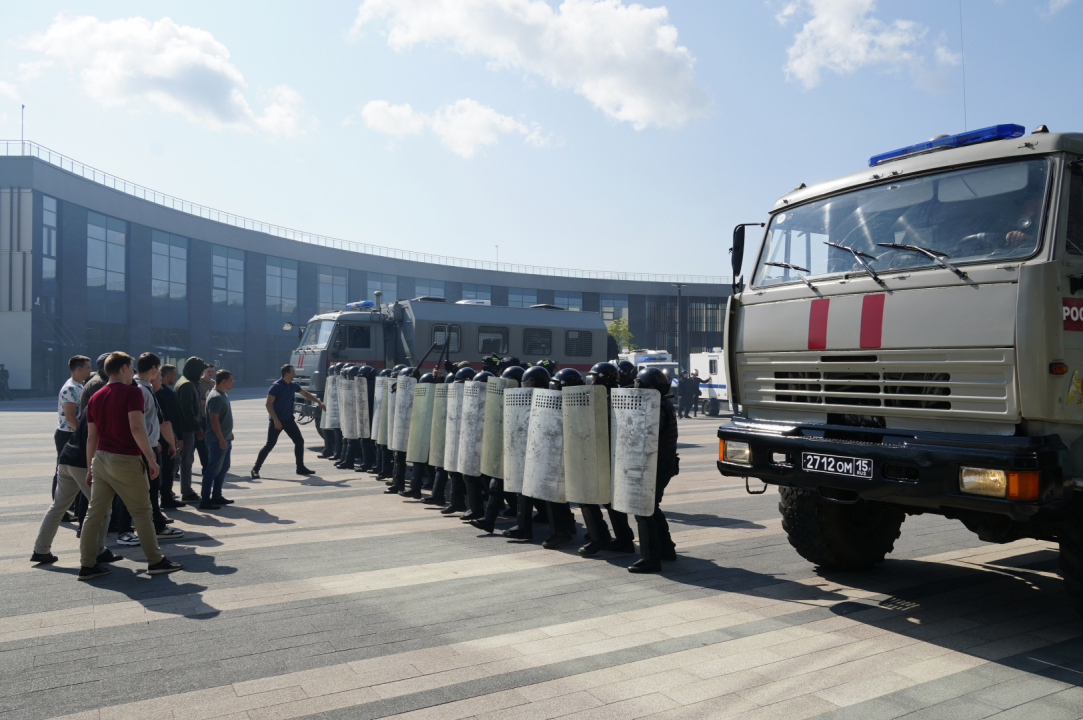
[1,140,730,285]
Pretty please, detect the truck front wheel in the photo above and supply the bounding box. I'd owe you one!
[1060,523,1083,617]
[779,487,904,571]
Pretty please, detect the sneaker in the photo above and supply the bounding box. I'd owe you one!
[116,532,140,546]
[157,526,184,539]
[147,557,184,575]
[210,496,234,505]
[182,492,201,502]
[161,500,187,509]
[77,564,111,581]
[96,550,124,564]
[30,552,58,564]
[250,468,261,479]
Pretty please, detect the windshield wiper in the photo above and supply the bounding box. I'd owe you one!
[823,241,885,286]
[765,262,818,291]
[876,243,967,279]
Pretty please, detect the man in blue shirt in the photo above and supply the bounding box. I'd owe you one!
[251,364,325,478]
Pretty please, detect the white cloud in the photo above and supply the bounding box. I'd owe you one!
[777,0,930,89]
[361,98,553,158]
[350,0,708,131]
[20,14,306,138]
[1042,0,1074,15]
[0,81,19,103]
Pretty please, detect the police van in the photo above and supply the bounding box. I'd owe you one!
[688,349,728,415]
[291,296,608,421]
[617,349,681,389]
[715,124,1083,614]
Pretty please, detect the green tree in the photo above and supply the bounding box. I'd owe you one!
[608,318,636,352]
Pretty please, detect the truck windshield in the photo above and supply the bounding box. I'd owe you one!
[298,320,335,348]
[753,158,1050,287]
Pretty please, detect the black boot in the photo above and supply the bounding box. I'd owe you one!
[503,493,534,539]
[630,516,662,573]
[542,502,575,549]
[424,469,448,505]
[470,518,496,534]
[578,504,612,556]
[460,475,485,521]
[606,505,636,553]
[385,451,407,493]
[400,462,425,498]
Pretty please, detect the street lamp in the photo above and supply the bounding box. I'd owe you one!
[672,283,686,371]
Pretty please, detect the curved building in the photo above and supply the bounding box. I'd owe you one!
[0,142,730,394]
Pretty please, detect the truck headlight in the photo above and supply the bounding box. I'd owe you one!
[722,440,751,466]
[959,467,1006,498]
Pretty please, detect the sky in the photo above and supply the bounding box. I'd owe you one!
[0,0,1081,278]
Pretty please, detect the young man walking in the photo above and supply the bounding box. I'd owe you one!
[53,356,91,516]
[78,352,183,580]
[251,364,324,478]
[174,356,208,503]
[156,364,185,508]
[200,369,234,510]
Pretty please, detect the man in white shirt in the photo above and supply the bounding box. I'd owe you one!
[53,356,92,508]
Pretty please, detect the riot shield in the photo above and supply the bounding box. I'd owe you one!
[522,389,565,503]
[375,377,389,446]
[357,380,371,440]
[502,387,534,494]
[323,374,340,430]
[340,378,359,440]
[481,378,518,479]
[428,384,449,469]
[444,383,464,473]
[610,388,661,517]
[562,385,611,505]
[406,382,434,463]
[391,376,416,453]
[457,380,487,477]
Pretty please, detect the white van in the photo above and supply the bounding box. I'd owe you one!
[688,349,728,415]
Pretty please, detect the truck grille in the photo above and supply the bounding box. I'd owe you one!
[742,349,1016,421]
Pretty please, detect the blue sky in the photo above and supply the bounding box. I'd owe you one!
[0,0,1080,277]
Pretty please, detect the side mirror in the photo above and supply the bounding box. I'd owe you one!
[731,225,745,281]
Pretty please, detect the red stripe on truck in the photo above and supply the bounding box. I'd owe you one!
[860,294,885,349]
[807,298,830,350]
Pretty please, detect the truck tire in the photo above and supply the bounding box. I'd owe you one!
[779,487,904,571]
[1060,523,1083,617]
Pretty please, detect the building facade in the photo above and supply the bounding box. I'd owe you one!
[0,147,730,395]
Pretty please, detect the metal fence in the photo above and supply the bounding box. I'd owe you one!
[1,140,731,285]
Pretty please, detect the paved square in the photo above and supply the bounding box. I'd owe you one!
[2,393,1081,720]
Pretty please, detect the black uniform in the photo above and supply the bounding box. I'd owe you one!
[632,395,678,570]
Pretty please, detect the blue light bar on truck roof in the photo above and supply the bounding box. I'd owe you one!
[868,124,1025,167]
[345,301,375,310]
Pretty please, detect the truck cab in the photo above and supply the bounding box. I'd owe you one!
[715,125,1083,614]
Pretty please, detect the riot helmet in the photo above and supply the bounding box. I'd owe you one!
[520,366,551,388]
[378,368,393,377]
[617,360,637,387]
[473,370,495,384]
[419,372,438,384]
[398,366,416,377]
[536,358,559,374]
[444,372,457,384]
[358,365,376,379]
[392,364,407,374]
[587,362,619,390]
[635,367,672,396]
[550,368,585,390]
[454,367,477,383]
[343,365,360,378]
[501,366,525,383]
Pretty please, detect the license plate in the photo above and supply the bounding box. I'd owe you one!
[801,452,873,479]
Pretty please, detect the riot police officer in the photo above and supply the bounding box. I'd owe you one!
[440,366,476,516]
[336,365,362,470]
[424,371,458,506]
[629,367,679,573]
[617,360,637,389]
[374,368,395,480]
[502,364,550,540]
[355,365,378,473]
[539,368,581,550]
[459,370,494,521]
[401,371,438,499]
[385,366,418,494]
[470,366,525,534]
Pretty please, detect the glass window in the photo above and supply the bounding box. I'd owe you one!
[555,291,583,311]
[368,273,397,301]
[432,324,461,353]
[42,195,57,282]
[416,279,445,298]
[299,319,336,348]
[1068,171,1083,256]
[601,293,629,323]
[565,329,593,357]
[211,245,244,332]
[709,359,719,375]
[508,288,537,308]
[478,326,509,354]
[43,195,57,228]
[347,325,372,349]
[87,212,125,292]
[462,283,491,301]
[523,328,552,355]
[151,231,187,301]
[754,159,1051,287]
[318,265,348,313]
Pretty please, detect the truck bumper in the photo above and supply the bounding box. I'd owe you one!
[295,393,321,420]
[717,417,1072,521]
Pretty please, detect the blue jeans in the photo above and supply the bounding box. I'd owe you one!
[201,439,232,502]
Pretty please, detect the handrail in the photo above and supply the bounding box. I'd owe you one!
[1,140,730,285]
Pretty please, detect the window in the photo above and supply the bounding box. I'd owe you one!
[318,265,348,313]
[42,196,57,281]
[151,327,189,369]
[523,328,552,355]
[709,359,719,375]
[266,256,298,333]
[565,329,593,357]
[555,291,583,311]
[152,231,187,300]
[508,288,537,308]
[212,245,244,332]
[87,212,125,292]
[462,283,491,301]
[416,279,445,297]
[347,325,372,349]
[368,273,397,301]
[601,293,628,323]
[300,320,336,348]
[432,324,461,353]
[1069,171,1083,255]
[478,326,509,354]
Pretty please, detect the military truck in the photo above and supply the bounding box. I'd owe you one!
[715,124,1083,613]
[289,296,608,423]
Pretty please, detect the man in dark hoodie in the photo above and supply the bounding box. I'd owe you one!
[174,357,209,503]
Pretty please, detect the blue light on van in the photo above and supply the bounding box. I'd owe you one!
[869,124,1025,167]
[345,301,375,310]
